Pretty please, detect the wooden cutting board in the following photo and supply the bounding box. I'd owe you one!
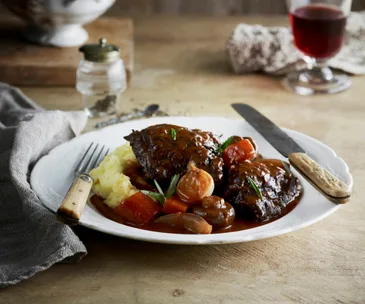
[0,17,133,86]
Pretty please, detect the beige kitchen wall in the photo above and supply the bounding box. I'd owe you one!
[107,0,365,15]
[0,0,364,16]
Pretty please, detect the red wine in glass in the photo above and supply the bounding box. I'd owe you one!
[290,4,346,59]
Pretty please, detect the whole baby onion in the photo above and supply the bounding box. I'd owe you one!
[176,162,215,204]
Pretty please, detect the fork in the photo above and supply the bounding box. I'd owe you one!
[56,142,109,226]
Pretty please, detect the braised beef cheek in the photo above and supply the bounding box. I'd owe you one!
[124,124,224,186]
[224,159,302,222]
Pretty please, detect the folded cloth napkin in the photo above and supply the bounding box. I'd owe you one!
[227,11,365,75]
[0,83,88,287]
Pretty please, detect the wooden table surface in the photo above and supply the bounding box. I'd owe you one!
[3,16,365,304]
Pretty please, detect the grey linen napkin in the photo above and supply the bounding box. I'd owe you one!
[227,11,365,75]
[0,83,88,287]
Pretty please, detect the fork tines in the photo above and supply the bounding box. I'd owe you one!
[75,142,109,175]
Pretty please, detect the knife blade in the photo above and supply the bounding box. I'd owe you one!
[232,103,351,204]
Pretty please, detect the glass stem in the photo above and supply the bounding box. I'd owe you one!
[302,57,334,84]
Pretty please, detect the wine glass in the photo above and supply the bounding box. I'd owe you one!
[285,0,352,95]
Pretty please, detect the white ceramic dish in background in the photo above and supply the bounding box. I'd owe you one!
[30,117,353,244]
[1,0,115,47]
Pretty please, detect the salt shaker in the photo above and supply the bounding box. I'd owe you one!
[76,38,127,117]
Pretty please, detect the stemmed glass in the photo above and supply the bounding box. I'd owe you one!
[285,0,352,95]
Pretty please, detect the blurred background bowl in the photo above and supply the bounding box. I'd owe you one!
[1,0,115,47]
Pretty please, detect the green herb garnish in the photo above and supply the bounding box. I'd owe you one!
[247,177,263,199]
[166,174,180,198]
[281,160,292,175]
[141,190,165,204]
[220,136,234,151]
[216,136,234,155]
[142,174,180,205]
[171,128,177,140]
[154,179,164,196]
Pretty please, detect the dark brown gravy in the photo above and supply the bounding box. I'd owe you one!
[90,194,301,234]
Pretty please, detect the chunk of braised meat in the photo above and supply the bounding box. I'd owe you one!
[229,135,244,145]
[123,160,154,191]
[124,124,224,187]
[224,159,302,222]
[192,196,235,228]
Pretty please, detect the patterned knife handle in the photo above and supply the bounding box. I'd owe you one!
[289,152,351,204]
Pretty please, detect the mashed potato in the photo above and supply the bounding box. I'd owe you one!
[90,143,138,208]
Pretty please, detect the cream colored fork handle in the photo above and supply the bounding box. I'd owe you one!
[56,173,93,225]
[289,152,351,204]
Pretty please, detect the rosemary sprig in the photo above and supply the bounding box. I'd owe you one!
[141,190,165,204]
[217,136,234,155]
[166,174,180,198]
[247,177,263,200]
[154,179,164,196]
[142,174,180,205]
[171,128,177,140]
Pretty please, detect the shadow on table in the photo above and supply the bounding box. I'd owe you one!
[73,225,278,275]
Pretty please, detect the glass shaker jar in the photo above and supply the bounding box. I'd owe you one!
[76,38,127,117]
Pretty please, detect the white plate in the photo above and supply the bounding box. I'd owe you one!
[31,117,353,244]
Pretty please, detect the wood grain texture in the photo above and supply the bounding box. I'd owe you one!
[0,17,133,86]
[2,15,365,304]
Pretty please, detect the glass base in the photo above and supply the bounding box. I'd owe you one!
[84,107,113,118]
[284,69,351,96]
[82,94,119,118]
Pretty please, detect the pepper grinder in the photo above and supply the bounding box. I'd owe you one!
[76,38,127,118]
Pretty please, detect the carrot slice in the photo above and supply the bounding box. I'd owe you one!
[163,196,189,214]
[222,139,256,167]
[114,192,162,225]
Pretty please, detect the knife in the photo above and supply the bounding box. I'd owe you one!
[232,103,351,204]
[95,104,160,129]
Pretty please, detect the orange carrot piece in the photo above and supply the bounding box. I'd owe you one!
[115,192,162,225]
[222,139,256,167]
[163,196,189,214]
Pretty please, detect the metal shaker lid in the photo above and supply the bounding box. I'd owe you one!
[79,38,120,63]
